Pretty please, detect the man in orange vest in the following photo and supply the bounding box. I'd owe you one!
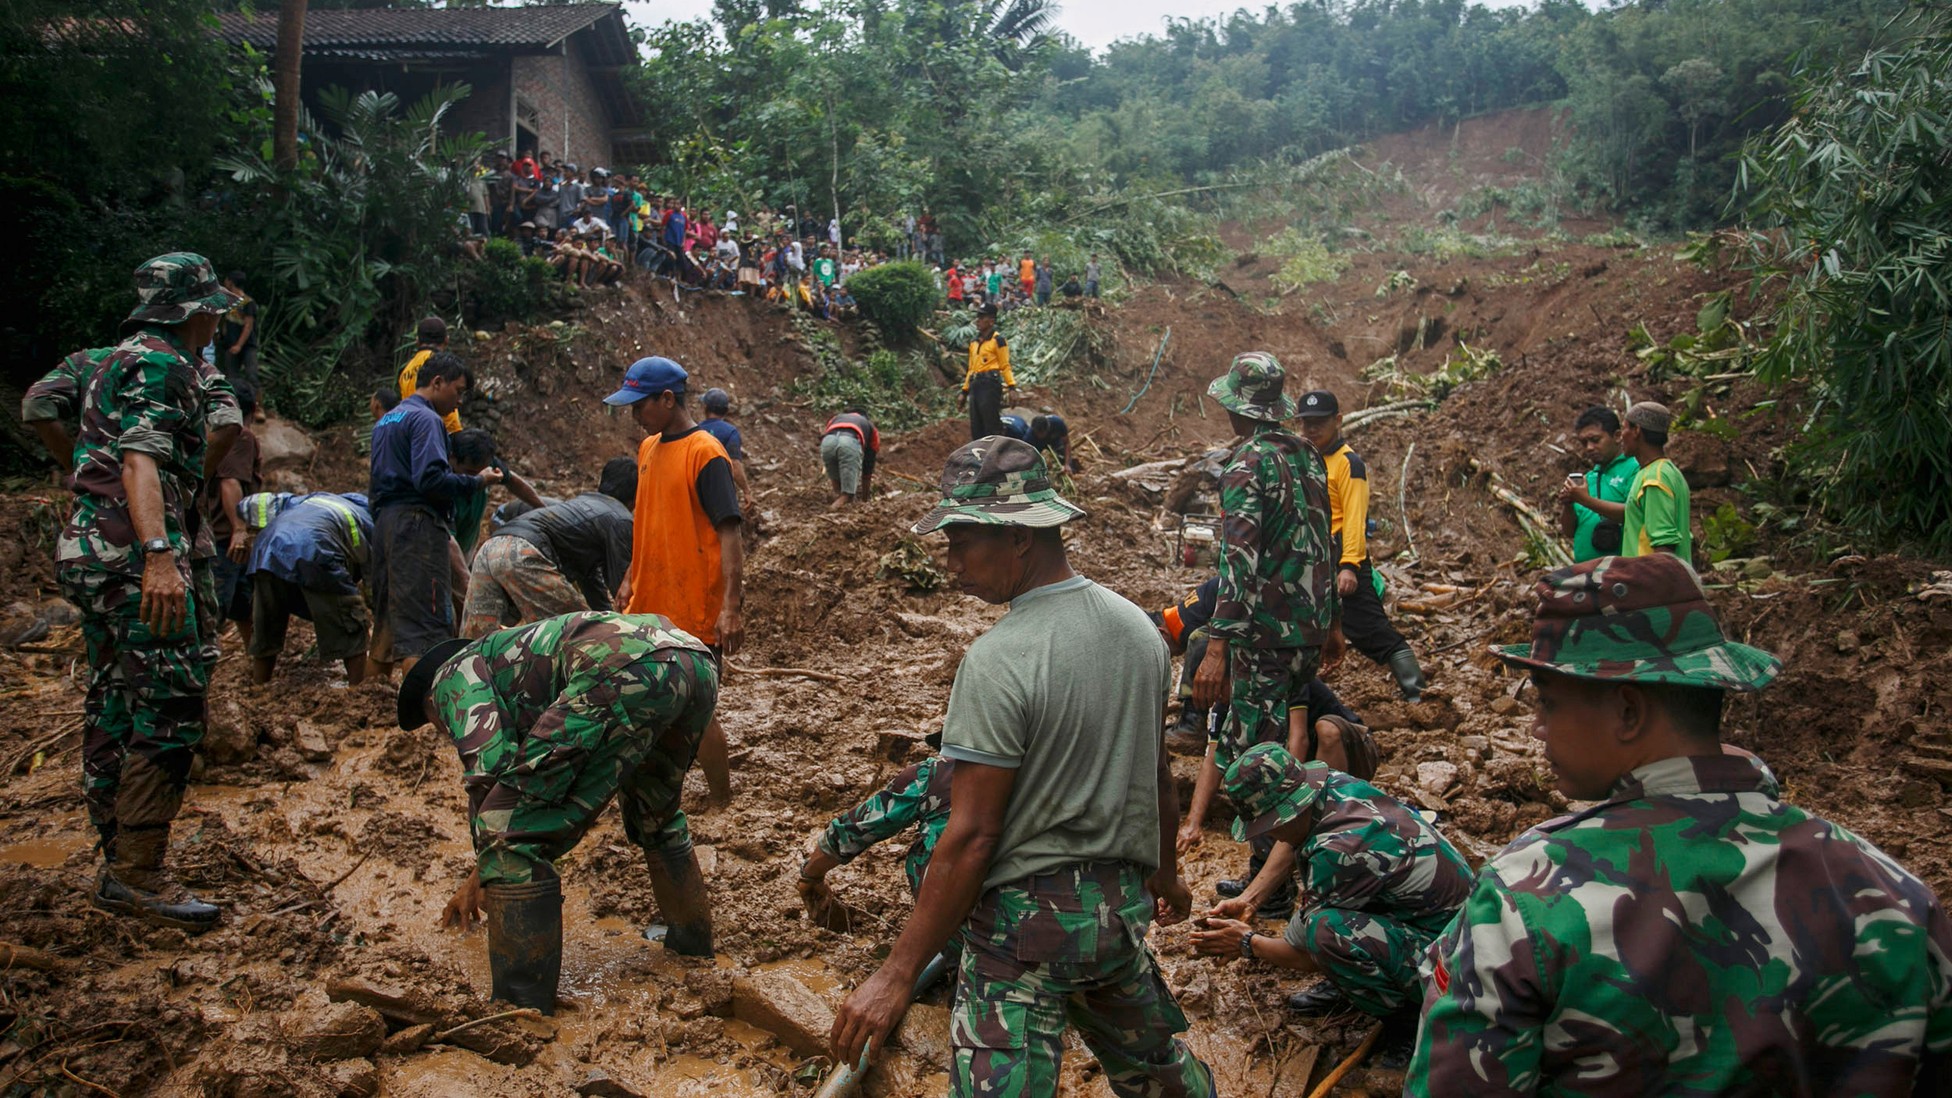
[605,357,742,803]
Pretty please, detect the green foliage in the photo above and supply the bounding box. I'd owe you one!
[214,85,489,426]
[1627,290,1752,380]
[792,341,956,431]
[1736,5,1952,550]
[1266,230,1350,293]
[845,261,941,337]
[465,240,564,329]
[1699,502,1758,564]
[940,306,1101,386]
[0,0,241,388]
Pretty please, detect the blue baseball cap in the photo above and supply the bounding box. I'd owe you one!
[604,356,688,405]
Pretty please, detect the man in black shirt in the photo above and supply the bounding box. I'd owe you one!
[459,458,637,638]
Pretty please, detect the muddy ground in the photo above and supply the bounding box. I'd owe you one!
[4,111,1952,1097]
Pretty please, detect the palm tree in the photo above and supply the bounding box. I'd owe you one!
[274,0,307,170]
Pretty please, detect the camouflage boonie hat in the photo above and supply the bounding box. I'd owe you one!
[911,436,1085,534]
[1495,554,1780,691]
[1224,743,1325,841]
[123,252,241,330]
[1207,352,1296,422]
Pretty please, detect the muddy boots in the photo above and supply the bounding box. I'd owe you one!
[484,877,563,1015]
[1387,646,1426,704]
[641,838,715,957]
[1164,706,1210,757]
[93,756,220,933]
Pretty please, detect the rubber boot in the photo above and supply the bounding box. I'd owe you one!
[483,877,563,1015]
[1387,647,1426,703]
[641,838,714,957]
[1164,706,1209,756]
[93,756,219,933]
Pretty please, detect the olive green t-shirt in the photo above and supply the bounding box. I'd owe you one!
[940,575,1169,890]
[1622,456,1692,564]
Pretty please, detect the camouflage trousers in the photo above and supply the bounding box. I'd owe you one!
[952,861,1215,1098]
[459,535,589,640]
[468,649,717,885]
[1217,644,1320,768]
[1293,905,1441,1018]
[57,563,209,843]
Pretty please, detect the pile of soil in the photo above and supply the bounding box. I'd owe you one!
[2,108,1947,1096]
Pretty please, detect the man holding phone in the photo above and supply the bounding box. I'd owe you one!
[1558,405,1637,562]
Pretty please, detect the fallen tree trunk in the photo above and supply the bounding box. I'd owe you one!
[1470,459,1573,568]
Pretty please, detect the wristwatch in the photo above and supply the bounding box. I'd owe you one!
[1239,930,1257,959]
[141,537,172,556]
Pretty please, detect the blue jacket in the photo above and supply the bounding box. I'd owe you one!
[369,394,480,516]
[242,492,374,596]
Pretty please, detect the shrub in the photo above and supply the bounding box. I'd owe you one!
[464,238,561,326]
[845,261,940,337]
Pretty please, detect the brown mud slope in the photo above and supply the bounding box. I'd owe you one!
[5,165,1952,1097]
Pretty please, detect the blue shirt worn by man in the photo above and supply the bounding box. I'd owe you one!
[369,393,481,518]
[699,416,744,461]
[242,492,373,596]
[998,414,1031,442]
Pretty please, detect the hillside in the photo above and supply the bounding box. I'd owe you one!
[1,108,1948,1096]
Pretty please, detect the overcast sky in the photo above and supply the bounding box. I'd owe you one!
[621,0,1550,55]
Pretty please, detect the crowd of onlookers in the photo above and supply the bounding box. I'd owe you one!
[456,147,1106,315]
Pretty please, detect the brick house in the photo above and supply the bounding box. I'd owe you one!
[215,4,650,168]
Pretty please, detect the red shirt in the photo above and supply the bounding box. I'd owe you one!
[946,267,964,301]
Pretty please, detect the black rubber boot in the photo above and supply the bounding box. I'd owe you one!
[94,825,221,932]
[1286,981,1349,1016]
[641,837,714,957]
[93,756,219,933]
[1164,709,1209,757]
[1215,878,1247,898]
[484,877,563,1014]
[1387,647,1426,703]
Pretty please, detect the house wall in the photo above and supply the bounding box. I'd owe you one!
[512,51,614,169]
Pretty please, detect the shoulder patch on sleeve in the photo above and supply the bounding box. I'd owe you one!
[993,335,1006,347]
[1345,452,1367,480]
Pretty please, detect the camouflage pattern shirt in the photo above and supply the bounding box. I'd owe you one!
[23,346,240,442]
[56,331,237,575]
[817,754,955,895]
[1210,423,1337,648]
[1286,766,1472,947]
[1409,754,1952,1096]
[430,612,710,815]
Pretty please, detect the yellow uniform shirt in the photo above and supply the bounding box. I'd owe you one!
[964,335,1014,391]
[397,348,464,434]
[1322,440,1369,568]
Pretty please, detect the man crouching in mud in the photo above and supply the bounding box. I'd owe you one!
[397,610,719,1013]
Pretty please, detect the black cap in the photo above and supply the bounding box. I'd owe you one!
[396,637,472,730]
[1297,390,1339,417]
[702,387,731,413]
[976,302,998,318]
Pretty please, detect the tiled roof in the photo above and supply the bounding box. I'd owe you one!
[214,4,629,62]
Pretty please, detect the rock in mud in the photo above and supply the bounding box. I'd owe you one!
[295,721,334,763]
[256,417,318,469]
[205,694,258,765]
[326,976,450,1027]
[442,1020,543,1065]
[732,970,836,1058]
[893,1001,953,1070]
[378,1023,435,1055]
[683,967,734,1017]
[323,1057,380,1097]
[286,1001,385,1061]
[1416,761,1459,798]
[576,1068,649,1098]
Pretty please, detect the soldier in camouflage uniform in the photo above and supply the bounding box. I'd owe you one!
[24,342,245,709]
[1193,743,1470,1062]
[1195,352,1344,918]
[831,437,1213,1097]
[801,744,955,902]
[396,610,720,1014]
[1195,351,1342,769]
[797,743,960,982]
[1410,553,1952,1094]
[56,253,242,933]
